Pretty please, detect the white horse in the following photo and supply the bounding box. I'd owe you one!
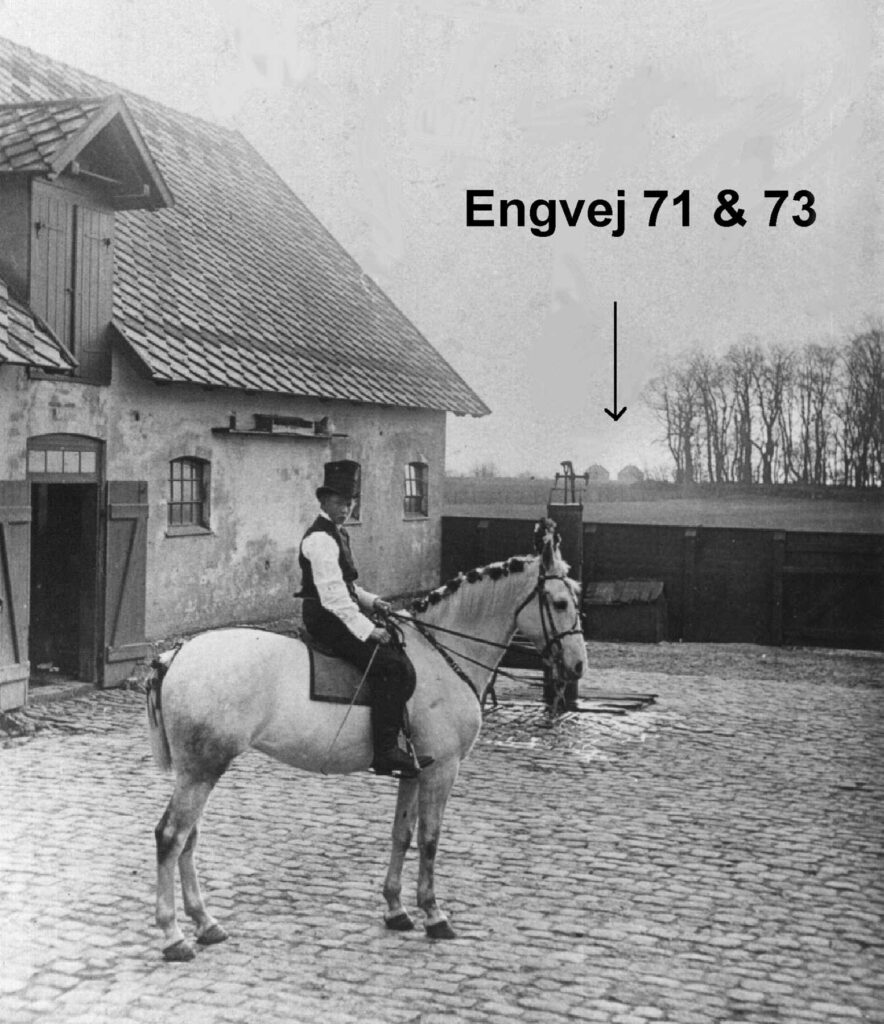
[146,524,585,961]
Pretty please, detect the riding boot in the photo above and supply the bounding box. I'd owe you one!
[371,697,429,777]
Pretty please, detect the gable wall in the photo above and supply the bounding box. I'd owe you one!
[0,348,445,640]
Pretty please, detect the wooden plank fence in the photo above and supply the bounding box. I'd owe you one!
[441,516,883,651]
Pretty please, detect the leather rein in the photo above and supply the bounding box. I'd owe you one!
[389,571,583,704]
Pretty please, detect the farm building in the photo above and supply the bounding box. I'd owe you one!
[617,465,644,485]
[585,464,610,482]
[0,37,488,709]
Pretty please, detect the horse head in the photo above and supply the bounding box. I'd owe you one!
[515,520,585,683]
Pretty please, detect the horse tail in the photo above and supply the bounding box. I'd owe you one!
[146,648,178,773]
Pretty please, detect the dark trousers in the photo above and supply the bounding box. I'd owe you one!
[302,599,416,747]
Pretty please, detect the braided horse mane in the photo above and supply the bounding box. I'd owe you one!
[407,518,577,620]
[408,555,533,617]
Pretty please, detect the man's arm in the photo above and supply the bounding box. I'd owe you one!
[354,583,390,615]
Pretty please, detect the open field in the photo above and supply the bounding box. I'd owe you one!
[445,496,884,534]
[444,478,884,534]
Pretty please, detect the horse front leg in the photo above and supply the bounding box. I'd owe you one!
[179,822,229,948]
[383,776,420,931]
[416,760,460,939]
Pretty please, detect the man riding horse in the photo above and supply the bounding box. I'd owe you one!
[298,460,431,778]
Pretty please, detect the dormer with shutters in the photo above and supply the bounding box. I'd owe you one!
[0,95,172,381]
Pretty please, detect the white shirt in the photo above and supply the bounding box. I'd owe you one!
[300,513,378,641]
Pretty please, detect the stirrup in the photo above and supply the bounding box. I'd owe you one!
[370,746,432,779]
[371,763,419,779]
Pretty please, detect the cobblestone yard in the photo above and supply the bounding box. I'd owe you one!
[0,642,882,1024]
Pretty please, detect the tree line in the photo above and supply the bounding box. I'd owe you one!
[642,324,884,488]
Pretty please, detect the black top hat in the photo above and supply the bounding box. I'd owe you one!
[316,460,360,501]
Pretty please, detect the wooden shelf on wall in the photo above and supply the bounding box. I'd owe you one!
[211,427,347,440]
[212,413,346,440]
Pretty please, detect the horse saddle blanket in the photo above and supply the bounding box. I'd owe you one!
[307,644,372,707]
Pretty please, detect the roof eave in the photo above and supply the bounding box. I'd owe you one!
[110,333,486,416]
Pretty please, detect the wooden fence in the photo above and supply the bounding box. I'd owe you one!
[440,516,884,651]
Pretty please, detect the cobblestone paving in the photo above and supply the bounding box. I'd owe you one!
[0,642,882,1024]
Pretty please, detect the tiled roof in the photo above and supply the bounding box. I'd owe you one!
[0,278,77,370]
[0,37,489,417]
[0,96,104,172]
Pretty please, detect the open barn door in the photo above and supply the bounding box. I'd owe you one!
[103,480,151,687]
[0,481,31,710]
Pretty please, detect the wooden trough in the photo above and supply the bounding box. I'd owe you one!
[583,579,668,643]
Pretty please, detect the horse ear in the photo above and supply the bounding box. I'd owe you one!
[533,517,559,555]
[533,517,560,571]
[541,531,560,572]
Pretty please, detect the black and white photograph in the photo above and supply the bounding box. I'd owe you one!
[0,1,881,1022]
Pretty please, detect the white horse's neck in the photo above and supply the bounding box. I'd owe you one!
[411,558,541,699]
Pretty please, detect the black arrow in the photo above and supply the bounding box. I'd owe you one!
[604,300,627,421]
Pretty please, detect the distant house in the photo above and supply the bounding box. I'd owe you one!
[585,464,610,482]
[617,465,645,485]
[0,37,488,708]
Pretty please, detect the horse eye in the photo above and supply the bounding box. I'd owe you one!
[553,600,569,611]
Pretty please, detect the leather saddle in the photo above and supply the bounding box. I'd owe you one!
[304,637,372,707]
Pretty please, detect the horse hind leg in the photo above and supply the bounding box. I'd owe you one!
[155,775,218,961]
[383,776,419,931]
[179,821,228,948]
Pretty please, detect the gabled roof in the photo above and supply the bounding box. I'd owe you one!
[0,278,77,371]
[0,36,489,417]
[0,94,172,210]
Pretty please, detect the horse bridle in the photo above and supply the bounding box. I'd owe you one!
[512,571,584,671]
[393,567,584,703]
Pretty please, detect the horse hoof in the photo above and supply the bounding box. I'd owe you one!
[196,923,229,946]
[163,939,196,962]
[425,920,457,940]
[385,911,415,932]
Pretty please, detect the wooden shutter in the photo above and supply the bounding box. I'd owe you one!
[30,184,74,347]
[103,480,151,687]
[74,206,114,380]
[0,481,31,710]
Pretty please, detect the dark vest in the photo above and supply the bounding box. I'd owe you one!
[298,516,358,602]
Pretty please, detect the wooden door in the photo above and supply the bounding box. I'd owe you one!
[73,205,114,380]
[0,481,31,710]
[103,480,151,687]
[77,484,101,681]
[30,183,75,348]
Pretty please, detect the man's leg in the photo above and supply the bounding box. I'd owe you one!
[304,604,427,775]
[369,646,421,776]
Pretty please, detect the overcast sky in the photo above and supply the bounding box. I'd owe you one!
[2,0,880,476]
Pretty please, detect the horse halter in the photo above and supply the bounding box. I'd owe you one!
[513,570,584,671]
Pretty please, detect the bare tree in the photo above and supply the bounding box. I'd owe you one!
[469,461,500,478]
[725,343,762,483]
[837,326,884,487]
[643,358,700,485]
[642,463,677,483]
[751,344,793,485]
[788,343,839,484]
[643,327,881,488]
[690,350,734,482]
